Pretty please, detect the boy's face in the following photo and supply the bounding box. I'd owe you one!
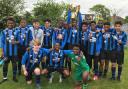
[54,43,60,51]
[104,25,110,31]
[98,21,103,28]
[33,44,41,52]
[20,20,27,28]
[72,20,77,27]
[115,24,122,32]
[33,22,40,29]
[82,24,88,32]
[64,23,69,29]
[91,23,96,30]
[58,20,64,28]
[7,20,15,29]
[73,47,80,55]
[45,21,51,28]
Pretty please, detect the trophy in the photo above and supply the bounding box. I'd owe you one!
[70,4,80,19]
[68,3,81,30]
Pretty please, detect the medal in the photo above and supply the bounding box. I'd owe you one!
[6,37,9,41]
[9,40,12,43]
[46,32,50,36]
[11,35,14,40]
[34,58,38,63]
[104,40,107,43]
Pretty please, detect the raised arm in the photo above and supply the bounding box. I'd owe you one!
[67,9,72,24]
[61,30,68,49]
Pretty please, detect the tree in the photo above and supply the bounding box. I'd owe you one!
[90,4,110,21]
[33,0,68,26]
[124,16,128,23]
[23,11,35,25]
[0,0,24,18]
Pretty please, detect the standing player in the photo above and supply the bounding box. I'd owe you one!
[99,22,115,77]
[42,19,53,48]
[0,17,19,84]
[30,19,44,46]
[80,22,89,59]
[17,18,33,75]
[87,21,102,79]
[111,21,127,80]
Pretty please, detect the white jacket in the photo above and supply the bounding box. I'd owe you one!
[30,27,44,46]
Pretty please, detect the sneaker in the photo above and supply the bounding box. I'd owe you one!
[13,77,18,82]
[59,75,63,83]
[36,84,42,89]
[49,75,53,84]
[0,78,8,84]
[82,84,88,89]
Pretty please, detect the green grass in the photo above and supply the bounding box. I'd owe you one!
[0,48,128,89]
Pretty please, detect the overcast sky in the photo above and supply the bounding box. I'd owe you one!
[24,0,128,18]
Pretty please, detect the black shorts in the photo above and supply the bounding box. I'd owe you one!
[25,64,40,81]
[18,46,27,55]
[18,46,27,60]
[111,51,124,65]
[100,50,112,60]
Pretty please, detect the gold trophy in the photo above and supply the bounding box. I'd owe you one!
[70,4,80,19]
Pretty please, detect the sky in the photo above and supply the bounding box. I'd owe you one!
[24,0,128,18]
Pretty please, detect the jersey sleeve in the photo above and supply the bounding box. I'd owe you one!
[28,29,33,41]
[22,51,29,65]
[63,50,73,55]
[41,48,51,54]
[61,30,68,49]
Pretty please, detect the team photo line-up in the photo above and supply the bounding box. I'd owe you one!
[0,11,127,89]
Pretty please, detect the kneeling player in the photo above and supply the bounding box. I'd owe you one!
[22,39,50,89]
[67,45,90,89]
[42,43,71,83]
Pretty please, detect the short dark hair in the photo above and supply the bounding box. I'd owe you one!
[104,22,110,26]
[82,22,88,26]
[6,17,15,23]
[114,21,122,26]
[44,19,51,23]
[20,18,26,21]
[91,21,96,24]
[32,19,39,23]
[73,44,80,48]
[72,44,81,50]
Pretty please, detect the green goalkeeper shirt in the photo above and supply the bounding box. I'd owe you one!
[68,54,90,73]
